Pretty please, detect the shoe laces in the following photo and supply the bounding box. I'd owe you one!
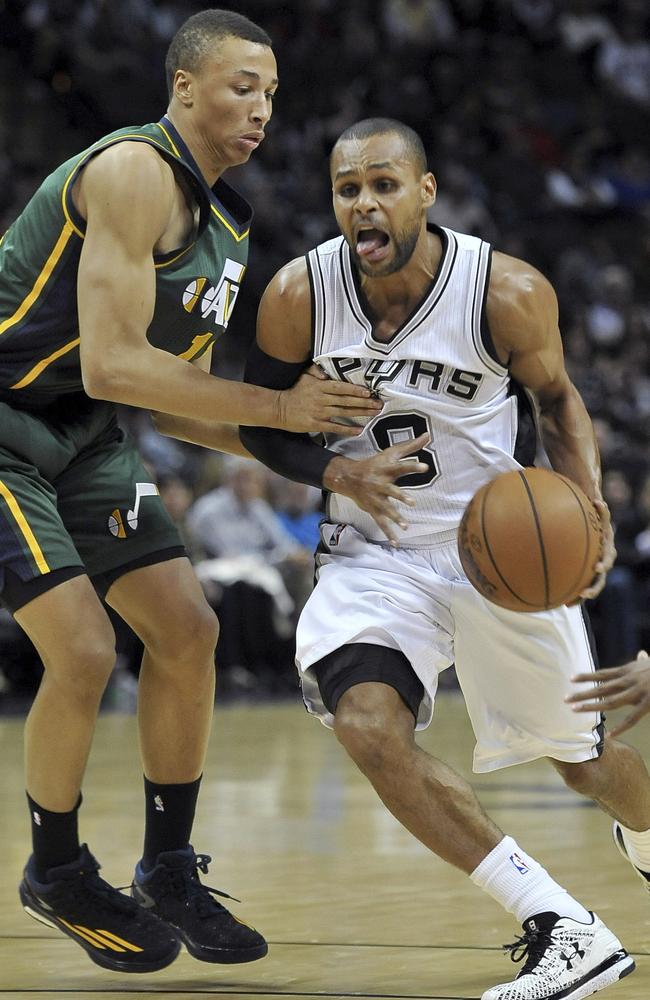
[59,860,139,916]
[503,924,556,976]
[164,853,240,919]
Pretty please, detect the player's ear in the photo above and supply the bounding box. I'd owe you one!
[173,69,193,107]
[422,172,436,209]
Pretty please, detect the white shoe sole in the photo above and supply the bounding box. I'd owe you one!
[566,951,635,1000]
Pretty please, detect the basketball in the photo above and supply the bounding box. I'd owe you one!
[458,467,603,613]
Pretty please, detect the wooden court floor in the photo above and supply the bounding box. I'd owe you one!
[1,693,649,1000]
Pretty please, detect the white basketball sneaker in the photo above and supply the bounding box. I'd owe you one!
[612,821,650,893]
[482,911,634,1000]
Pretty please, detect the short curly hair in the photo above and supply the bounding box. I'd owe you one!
[165,9,272,98]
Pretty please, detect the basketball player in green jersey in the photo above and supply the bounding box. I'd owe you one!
[0,10,383,973]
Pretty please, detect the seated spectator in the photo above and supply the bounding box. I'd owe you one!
[187,458,307,695]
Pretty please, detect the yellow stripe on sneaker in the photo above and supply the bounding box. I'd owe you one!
[73,926,127,952]
[59,919,137,952]
[59,919,108,949]
[95,929,144,952]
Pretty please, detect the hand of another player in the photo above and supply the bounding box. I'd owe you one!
[579,498,615,600]
[278,365,383,436]
[324,433,430,545]
[566,651,650,736]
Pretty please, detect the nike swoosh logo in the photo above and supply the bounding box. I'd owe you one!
[133,884,157,909]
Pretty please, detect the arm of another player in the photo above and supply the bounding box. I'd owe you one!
[240,258,429,544]
[151,348,252,457]
[488,253,614,599]
[76,143,375,433]
[566,651,650,736]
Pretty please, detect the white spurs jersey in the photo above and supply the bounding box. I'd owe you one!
[307,225,535,546]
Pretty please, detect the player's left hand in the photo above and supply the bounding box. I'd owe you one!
[566,650,650,736]
[579,498,615,600]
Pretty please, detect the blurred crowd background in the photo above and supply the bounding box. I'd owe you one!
[1,0,649,708]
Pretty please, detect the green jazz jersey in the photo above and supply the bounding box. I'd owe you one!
[0,116,251,411]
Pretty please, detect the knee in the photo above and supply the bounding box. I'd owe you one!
[553,740,644,798]
[143,594,219,665]
[49,622,116,700]
[335,708,387,772]
[334,690,408,773]
[553,758,601,797]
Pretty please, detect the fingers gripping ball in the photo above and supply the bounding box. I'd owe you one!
[458,468,603,612]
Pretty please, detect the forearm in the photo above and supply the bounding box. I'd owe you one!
[152,412,252,457]
[83,341,284,428]
[539,383,602,500]
[239,425,337,487]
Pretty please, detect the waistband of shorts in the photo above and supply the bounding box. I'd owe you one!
[378,527,459,550]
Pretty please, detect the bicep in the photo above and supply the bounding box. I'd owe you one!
[502,269,568,405]
[77,146,172,364]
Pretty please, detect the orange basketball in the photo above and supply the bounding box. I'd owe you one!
[458,467,603,612]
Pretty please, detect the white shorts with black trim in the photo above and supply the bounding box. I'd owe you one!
[296,522,603,773]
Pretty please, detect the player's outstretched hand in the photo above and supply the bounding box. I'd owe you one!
[566,650,650,736]
[277,365,383,436]
[324,433,430,545]
[580,498,615,600]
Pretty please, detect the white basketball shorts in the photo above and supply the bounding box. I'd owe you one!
[296,522,603,773]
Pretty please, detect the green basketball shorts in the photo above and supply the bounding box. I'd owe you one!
[0,396,184,611]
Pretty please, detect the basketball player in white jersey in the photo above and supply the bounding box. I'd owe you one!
[240,119,650,1000]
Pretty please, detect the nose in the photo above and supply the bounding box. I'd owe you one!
[354,186,378,214]
[250,91,271,126]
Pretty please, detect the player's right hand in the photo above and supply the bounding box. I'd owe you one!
[323,433,430,544]
[566,650,650,736]
[276,365,383,435]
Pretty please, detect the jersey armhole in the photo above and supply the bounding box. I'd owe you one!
[305,251,319,357]
[480,246,504,369]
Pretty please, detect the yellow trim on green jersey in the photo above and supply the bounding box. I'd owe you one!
[60,133,187,240]
[156,121,181,157]
[10,337,81,389]
[0,479,50,574]
[154,243,196,269]
[210,203,250,243]
[0,222,75,337]
[61,167,86,238]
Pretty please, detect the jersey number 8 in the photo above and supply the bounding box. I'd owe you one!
[369,412,439,488]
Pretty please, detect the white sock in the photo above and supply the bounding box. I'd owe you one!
[619,824,650,872]
[470,836,591,926]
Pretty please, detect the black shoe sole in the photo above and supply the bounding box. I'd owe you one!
[177,929,269,964]
[19,879,181,973]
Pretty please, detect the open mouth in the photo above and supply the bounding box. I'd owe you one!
[356,227,390,259]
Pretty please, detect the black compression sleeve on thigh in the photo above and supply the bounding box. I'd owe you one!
[240,342,338,488]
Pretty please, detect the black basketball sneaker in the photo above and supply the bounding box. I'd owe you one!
[131,846,268,963]
[19,844,180,972]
